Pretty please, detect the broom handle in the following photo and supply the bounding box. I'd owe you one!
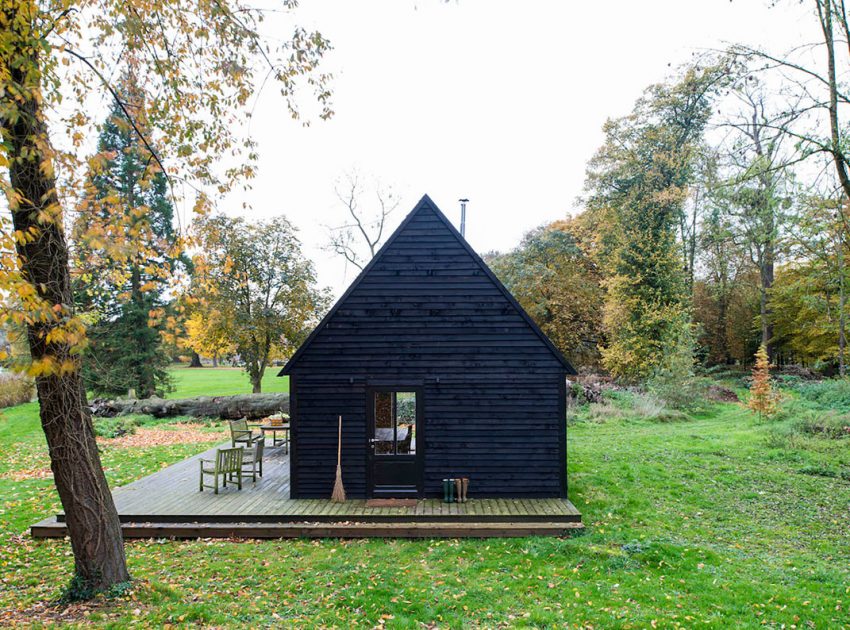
[337,415,342,467]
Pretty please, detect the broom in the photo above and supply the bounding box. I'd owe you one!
[331,414,346,502]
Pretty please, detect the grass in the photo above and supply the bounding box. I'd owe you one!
[166,365,289,398]
[0,372,848,626]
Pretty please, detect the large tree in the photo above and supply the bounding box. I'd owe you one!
[73,76,180,397]
[194,215,326,393]
[487,221,604,368]
[0,0,331,595]
[715,84,797,361]
[584,64,726,380]
[773,193,849,371]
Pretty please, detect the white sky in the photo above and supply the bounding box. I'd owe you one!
[220,0,815,295]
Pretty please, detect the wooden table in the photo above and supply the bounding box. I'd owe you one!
[260,424,290,453]
[374,427,409,442]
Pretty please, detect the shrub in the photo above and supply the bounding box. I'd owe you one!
[648,373,710,411]
[790,379,850,413]
[92,413,188,438]
[791,411,850,439]
[797,465,850,481]
[646,332,710,411]
[0,372,35,408]
[572,390,687,423]
[93,416,143,439]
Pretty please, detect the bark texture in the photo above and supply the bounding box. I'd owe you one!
[2,1,129,591]
[90,393,290,420]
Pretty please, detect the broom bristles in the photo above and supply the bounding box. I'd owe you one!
[331,465,346,502]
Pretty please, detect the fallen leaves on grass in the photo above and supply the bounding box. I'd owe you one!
[0,600,102,626]
[0,581,150,626]
[97,425,225,448]
[1,467,52,481]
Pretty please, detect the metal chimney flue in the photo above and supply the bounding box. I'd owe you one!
[458,198,469,238]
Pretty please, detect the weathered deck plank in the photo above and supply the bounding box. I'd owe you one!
[37,441,582,538]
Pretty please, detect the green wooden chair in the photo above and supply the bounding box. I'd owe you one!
[229,418,261,448]
[241,437,264,482]
[199,447,244,494]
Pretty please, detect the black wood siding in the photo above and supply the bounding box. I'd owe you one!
[285,199,569,499]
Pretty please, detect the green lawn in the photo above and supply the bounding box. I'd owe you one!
[166,365,289,398]
[1,374,848,627]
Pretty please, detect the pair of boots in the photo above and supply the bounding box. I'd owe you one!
[442,477,469,503]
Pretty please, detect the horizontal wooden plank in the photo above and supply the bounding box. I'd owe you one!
[33,441,579,532]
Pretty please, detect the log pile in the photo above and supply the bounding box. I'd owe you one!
[89,393,290,420]
[567,375,614,405]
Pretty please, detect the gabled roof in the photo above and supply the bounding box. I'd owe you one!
[279,194,576,375]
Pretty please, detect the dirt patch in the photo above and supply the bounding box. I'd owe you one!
[706,385,739,403]
[0,467,52,481]
[97,424,226,448]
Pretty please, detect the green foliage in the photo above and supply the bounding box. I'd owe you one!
[771,261,844,367]
[797,465,850,481]
[193,215,327,392]
[586,65,726,380]
[62,574,101,604]
[792,411,850,439]
[0,372,34,408]
[786,377,850,413]
[92,412,212,438]
[74,80,183,398]
[646,326,710,411]
[488,223,604,366]
[84,298,174,399]
[63,575,134,604]
[93,416,142,439]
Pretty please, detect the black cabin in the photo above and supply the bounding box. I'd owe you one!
[279,195,576,499]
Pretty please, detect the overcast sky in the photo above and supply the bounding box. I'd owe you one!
[222,0,816,296]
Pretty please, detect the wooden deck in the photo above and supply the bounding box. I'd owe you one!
[31,442,582,539]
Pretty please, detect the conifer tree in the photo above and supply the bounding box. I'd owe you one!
[585,64,727,380]
[748,344,780,420]
[73,75,181,398]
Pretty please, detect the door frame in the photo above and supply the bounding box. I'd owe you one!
[365,385,424,498]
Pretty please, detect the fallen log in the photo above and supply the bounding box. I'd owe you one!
[89,393,290,420]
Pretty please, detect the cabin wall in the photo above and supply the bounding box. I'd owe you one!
[288,204,567,499]
[421,372,564,497]
[291,372,565,499]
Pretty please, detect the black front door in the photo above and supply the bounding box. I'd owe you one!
[367,388,422,498]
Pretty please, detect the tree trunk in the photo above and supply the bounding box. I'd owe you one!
[759,265,774,364]
[838,238,847,378]
[90,392,289,420]
[819,0,850,203]
[717,289,731,365]
[248,357,265,394]
[761,243,775,362]
[189,351,203,368]
[212,353,218,368]
[2,6,129,592]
